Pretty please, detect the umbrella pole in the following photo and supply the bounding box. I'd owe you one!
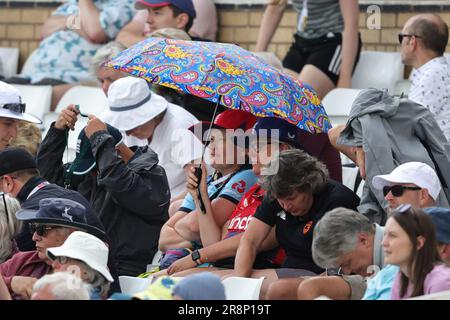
[194,98,221,214]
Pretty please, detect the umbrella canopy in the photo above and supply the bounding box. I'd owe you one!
[107,37,332,134]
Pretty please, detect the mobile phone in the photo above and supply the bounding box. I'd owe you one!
[75,104,88,117]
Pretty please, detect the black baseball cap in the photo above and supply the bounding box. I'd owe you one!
[0,147,36,176]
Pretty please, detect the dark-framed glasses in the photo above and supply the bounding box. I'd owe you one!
[1,192,9,225]
[398,33,421,44]
[0,103,26,114]
[29,223,61,237]
[382,185,421,197]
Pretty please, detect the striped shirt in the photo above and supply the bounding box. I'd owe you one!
[292,0,344,39]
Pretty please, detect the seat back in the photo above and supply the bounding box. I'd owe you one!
[222,276,264,300]
[0,47,19,78]
[11,84,52,121]
[352,51,404,93]
[322,88,362,126]
[119,276,154,295]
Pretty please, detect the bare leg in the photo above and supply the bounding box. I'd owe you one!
[328,125,357,163]
[265,277,306,300]
[51,84,76,111]
[297,276,351,300]
[172,267,226,277]
[298,64,335,100]
[169,199,184,218]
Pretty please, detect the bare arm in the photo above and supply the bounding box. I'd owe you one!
[255,3,286,52]
[0,276,11,300]
[78,0,108,43]
[158,211,192,251]
[116,20,146,48]
[337,0,360,88]
[41,16,67,39]
[233,218,272,277]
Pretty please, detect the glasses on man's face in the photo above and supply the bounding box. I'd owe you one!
[1,192,9,225]
[55,256,69,264]
[29,223,61,237]
[0,103,26,114]
[398,33,421,44]
[382,185,421,197]
[325,267,343,276]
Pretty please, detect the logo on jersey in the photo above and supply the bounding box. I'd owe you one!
[276,210,286,220]
[303,220,313,235]
[232,180,246,193]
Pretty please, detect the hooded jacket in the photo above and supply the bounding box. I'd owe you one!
[37,124,170,276]
[337,89,450,224]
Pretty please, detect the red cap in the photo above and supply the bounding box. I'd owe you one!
[189,109,257,143]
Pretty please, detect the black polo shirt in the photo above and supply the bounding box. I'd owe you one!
[254,180,360,274]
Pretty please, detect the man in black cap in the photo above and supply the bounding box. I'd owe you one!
[0,147,105,251]
[0,198,101,300]
[37,106,171,276]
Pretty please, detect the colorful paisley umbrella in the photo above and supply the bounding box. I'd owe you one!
[107,37,331,134]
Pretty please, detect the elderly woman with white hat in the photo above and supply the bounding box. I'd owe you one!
[46,231,114,300]
[0,81,41,151]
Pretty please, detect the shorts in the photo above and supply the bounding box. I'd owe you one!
[341,275,367,300]
[282,32,362,85]
[274,268,317,279]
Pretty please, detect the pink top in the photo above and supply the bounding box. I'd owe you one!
[391,264,450,299]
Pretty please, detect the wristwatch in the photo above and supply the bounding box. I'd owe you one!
[191,249,202,265]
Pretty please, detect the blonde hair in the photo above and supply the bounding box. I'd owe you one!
[9,122,42,156]
[0,195,22,263]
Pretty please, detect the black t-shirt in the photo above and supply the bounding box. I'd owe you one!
[254,180,360,274]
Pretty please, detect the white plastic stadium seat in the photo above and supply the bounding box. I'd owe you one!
[222,276,264,300]
[322,88,362,126]
[352,51,404,94]
[0,47,19,78]
[55,85,108,115]
[119,276,154,295]
[11,84,52,121]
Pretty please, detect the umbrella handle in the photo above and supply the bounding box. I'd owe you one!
[194,167,206,214]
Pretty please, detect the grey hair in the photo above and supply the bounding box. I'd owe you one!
[32,272,92,300]
[91,41,126,75]
[262,149,329,199]
[82,263,111,299]
[312,207,374,268]
[0,195,22,263]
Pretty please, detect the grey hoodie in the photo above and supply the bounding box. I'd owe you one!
[338,89,450,224]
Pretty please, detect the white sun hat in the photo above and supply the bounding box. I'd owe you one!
[47,231,114,283]
[100,76,168,131]
[0,81,41,123]
[372,161,441,200]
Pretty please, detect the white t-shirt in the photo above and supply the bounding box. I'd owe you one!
[149,103,203,199]
[409,56,450,141]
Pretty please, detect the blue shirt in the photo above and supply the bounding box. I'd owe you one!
[21,0,135,83]
[180,169,258,212]
[362,265,399,300]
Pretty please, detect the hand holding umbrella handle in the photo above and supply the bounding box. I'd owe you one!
[194,167,207,214]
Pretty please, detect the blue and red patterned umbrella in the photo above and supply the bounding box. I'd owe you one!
[107,37,331,134]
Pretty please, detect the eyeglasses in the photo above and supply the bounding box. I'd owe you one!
[398,33,421,44]
[55,256,69,264]
[29,223,61,237]
[382,185,421,197]
[326,267,343,276]
[394,203,412,214]
[1,192,9,225]
[0,103,26,114]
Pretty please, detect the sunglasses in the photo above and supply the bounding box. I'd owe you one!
[398,33,421,44]
[382,185,421,197]
[1,103,26,114]
[29,223,61,237]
